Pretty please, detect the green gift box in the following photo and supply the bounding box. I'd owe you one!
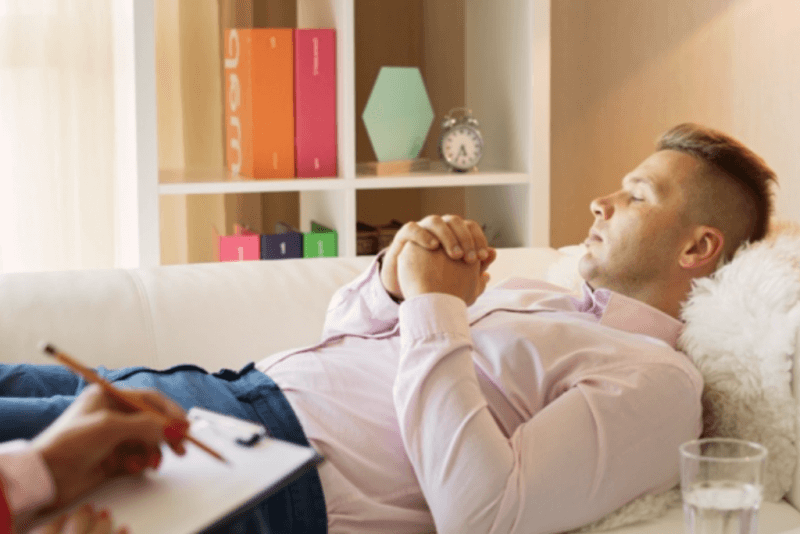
[303,221,338,258]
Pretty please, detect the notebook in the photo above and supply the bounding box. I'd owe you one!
[25,408,323,534]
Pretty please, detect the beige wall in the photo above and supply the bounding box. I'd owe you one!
[551,0,800,247]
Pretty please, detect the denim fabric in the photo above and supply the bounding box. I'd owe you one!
[0,362,327,534]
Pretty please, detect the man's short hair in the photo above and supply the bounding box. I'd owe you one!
[656,123,777,260]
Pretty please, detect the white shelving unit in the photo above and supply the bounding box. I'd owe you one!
[116,0,551,267]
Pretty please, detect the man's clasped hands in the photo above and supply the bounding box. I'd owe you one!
[381,214,497,305]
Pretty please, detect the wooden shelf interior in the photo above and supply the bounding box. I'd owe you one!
[357,183,529,249]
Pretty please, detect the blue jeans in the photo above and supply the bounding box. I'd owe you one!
[0,362,327,534]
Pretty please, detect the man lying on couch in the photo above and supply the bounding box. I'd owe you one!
[0,123,778,534]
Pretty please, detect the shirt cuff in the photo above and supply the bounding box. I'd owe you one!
[399,293,470,342]
[0,440,56,517]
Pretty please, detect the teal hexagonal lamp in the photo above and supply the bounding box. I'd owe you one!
[362,67,434,162]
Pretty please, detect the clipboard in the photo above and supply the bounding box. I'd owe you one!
[24,408,324,534]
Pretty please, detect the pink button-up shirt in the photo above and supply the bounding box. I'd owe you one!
[258,257,703,534]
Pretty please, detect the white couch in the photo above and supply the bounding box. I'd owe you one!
[2,247,800,533]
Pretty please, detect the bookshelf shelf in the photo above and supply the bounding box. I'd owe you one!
[158,169,348,195]
[352,172,530,190]
[125,0,551,266]
[158,168,530,196]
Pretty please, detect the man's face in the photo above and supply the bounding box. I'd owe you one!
[579,149,702,293]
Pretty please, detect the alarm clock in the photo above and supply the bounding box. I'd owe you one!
[437,107,484,172]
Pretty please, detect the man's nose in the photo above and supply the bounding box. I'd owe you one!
[590,197,613,220]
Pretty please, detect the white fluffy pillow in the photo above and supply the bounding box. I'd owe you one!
[679,231,800,501]
[563,228,800,532]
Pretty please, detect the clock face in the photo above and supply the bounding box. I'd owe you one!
[440,125,483,171]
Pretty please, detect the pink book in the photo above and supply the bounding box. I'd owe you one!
[294,29,337,178]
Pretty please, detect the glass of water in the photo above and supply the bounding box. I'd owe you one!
[680,438,768,534]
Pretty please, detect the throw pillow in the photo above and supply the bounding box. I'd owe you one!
[680,225,799,502]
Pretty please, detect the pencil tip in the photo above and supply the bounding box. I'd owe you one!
[39,341,56,355]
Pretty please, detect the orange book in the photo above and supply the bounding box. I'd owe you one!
[224,28,295,178]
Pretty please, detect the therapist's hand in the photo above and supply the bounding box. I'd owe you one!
[31,504,128,534]
[31,384,189,511]
[380,214,496,301]
[397,241,489,306]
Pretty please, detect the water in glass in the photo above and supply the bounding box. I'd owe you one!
[683,480,762,534]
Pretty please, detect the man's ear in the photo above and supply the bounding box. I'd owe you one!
[679,226,725,270]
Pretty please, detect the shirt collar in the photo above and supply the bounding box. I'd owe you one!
[570,282,611,318]
[572,282,684,349]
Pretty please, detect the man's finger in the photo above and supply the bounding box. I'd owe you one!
[395,221,439,250]
[442,215,477,263]
[480,247,498,273]
[418,216,462,259]
[465,219,490,260]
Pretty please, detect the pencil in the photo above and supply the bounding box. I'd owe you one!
[40,342,228,465]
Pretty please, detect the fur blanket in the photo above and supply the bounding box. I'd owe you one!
[563,223,800,532]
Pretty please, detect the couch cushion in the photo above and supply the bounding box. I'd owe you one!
[594,500,800,534]
[0,268,163,368]
[0,257,371,370]
[0,248,566,371]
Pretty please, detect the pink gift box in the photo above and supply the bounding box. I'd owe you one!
[218,234,261,262]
